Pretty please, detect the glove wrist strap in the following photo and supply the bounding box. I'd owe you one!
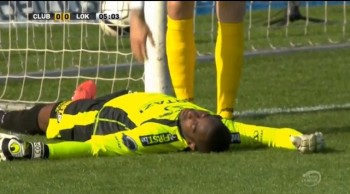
[27,142,49,159]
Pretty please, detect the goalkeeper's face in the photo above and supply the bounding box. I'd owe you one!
[179,109,221,152]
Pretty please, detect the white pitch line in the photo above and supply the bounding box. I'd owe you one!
[1,103,350,118]
[234,103,350,118]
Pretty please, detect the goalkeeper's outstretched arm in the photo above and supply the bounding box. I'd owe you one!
[222,119,326,153]
[0,135,124,161]
[0,122,191,161]
[0,133,94,161]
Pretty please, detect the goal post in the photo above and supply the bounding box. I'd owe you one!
[143,1,172,95]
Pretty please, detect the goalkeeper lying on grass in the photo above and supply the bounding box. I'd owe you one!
[0,81,325,162]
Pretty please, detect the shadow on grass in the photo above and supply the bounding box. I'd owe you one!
[307,125,349,155]
[319,147,345,154]
[228,145,344,155]
[228,145,269,152]
[311,125,350,135]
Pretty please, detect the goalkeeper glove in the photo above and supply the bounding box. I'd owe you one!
[290,132,325,154]
[0,133,47,161]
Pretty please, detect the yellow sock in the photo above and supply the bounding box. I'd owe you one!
[215,22,244,119]
[222,119,303,150]
[166,16,196,101]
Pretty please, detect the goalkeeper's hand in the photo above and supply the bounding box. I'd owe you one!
[0,133,46,161]
[290,132,325,154]
[130,9,155,63]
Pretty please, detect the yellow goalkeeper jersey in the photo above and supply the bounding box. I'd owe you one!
[89,92,211,156]
[46,92,303,159]
[47,92,242,159]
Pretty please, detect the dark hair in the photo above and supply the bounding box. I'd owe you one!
[197,116,231,153]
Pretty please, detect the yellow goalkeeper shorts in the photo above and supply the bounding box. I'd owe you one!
[46,99,103,141]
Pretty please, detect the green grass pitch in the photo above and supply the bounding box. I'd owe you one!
[0,5,350,194]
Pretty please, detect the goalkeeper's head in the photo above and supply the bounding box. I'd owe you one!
[179,109,231,153]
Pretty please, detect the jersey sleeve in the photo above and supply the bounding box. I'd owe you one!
[221,118,302,149]
[48,118,259,159]
[47,141,94,160]
[88,122,189,156]
[46,122,189,159]
[221,118,241,145]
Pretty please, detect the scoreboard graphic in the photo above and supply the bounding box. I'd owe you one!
[28,13,120,21]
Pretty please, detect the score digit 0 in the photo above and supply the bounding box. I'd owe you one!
[54,13,70,21]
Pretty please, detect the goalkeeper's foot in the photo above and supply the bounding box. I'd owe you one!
[71,80,97,101]
[290,132,325,154]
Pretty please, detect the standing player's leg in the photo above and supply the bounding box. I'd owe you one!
[166,1,196,102]
[215,1,246,119]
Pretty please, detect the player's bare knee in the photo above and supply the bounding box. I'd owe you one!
[38,104,55,133]
[167,1,195,20]
[216,1,246,23]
